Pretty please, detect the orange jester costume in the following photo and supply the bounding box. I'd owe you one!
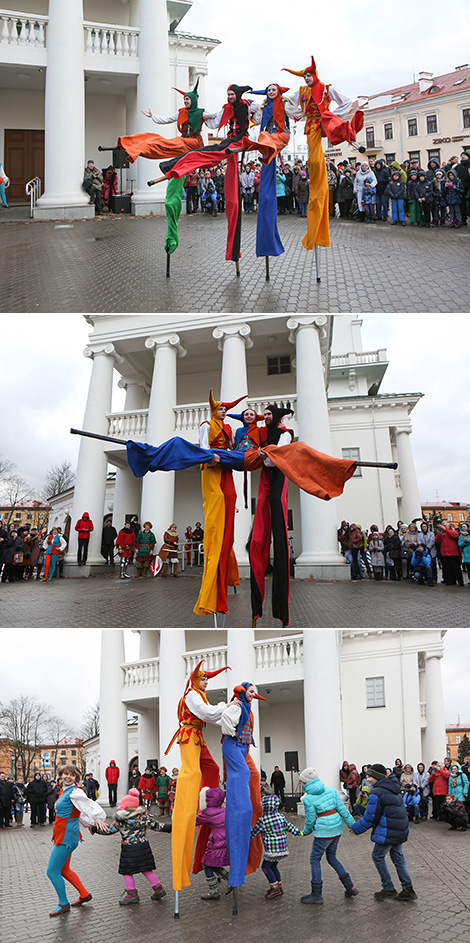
[165,660,230,892]
[194,389,246,618]
[284,56,364,249]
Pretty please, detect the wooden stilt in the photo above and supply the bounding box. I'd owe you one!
[251,619,256,628]
[314,245,321,282]
[265,256,270,281]
[174,890,179,919]
[147,175,167,187]
[235,260,240,276]
[232,886,238,916]
[166,250,171,278]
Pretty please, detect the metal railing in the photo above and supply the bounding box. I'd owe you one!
[26,176,41,217]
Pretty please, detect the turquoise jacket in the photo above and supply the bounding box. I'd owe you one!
[448,765,469,802]
[302,778,355,838]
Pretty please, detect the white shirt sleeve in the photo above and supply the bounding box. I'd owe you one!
[263,430,292,465]
[285,90,304,120]
[70,787,106,827]
[185,690,227,723]
[220,702,241,737]
[199,422,210,450]
[58,536,67,552]
[204,107,224,130]
[149,112,179,125]
[328,86,352,117]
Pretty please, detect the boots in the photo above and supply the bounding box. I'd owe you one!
[265,883,282,899]
[301,880,323,904]
[173,563,179,578]
[150,884,166,900]
[201,874,220,900]
[395,885,418,901]
[119,889,139,906]
[137,568,143,577]
[143,566,148,577]
[340,873,359,897]
[162,563,168,578]
[15,816,24,827]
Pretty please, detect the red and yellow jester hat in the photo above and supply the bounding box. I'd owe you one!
[283,55,318,80]
[208,388,247,443]
[186,659,231,704]
[282,56,327,113]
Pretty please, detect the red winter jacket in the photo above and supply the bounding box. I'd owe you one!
[75,512,94,540]
[435,527,459,557]
[105,763,120,784]
[429,767,450,795]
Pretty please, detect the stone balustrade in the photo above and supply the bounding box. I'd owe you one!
[330,350,387,367]
[0,10,48,47]
[183,646,228,677]
[122,658,159,688]
[107,409,148,440]
[254,634,303,670]
[83,20,139,58]
[0,12,140,66]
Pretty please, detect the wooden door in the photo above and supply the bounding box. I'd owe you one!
[4,129,45,201]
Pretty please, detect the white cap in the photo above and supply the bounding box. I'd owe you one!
[299,767,318,783]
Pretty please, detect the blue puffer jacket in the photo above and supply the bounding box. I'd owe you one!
[448,765,469,802]
[351,774,409,845]
[403,789,420,810]
[302,777,355,838]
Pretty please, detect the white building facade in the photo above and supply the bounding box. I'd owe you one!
[0,0,219,218]
[61,314,423,582]
[93,628,447,803]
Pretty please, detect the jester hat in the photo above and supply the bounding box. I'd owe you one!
[282,55,319,79]
[184,659,230,698]
[266,403,294,426]
[251,84,290,131]
[233,681,267,731]
[227,408,265,425]
[173,77,204,136]
[209,388,247,416]
[219,84,253,131]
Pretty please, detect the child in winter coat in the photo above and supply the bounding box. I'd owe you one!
[297,171,310,217]
[403,784,421,824]
[195,787,230,900]
[407,170,421,225]
[368,526,385,580]
[362,177,377,222]
[337,169,354,218]
[91,788,171,906]
[299,767,358,903]
[416,171,433,227]
[353,783,369,816]
[432,170,447,226]
[250,793,302,899]
[386,171,407,224]
[445,170,464,226]
[441,794,468,831]
[411,546,434,586]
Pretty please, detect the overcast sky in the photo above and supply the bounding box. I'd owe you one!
[180,1,470,110]
[0,629,467,734]
[0,314,468,503]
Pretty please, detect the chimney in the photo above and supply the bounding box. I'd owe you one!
[418,71,433,93]
[357,95,369,109]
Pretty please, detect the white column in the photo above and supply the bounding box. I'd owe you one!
[287,317,346,579]
[112,378,146,530]
[213,324,253,568]
[395,427,422,523]
[226,630,260,769]
[159,629,187,771]
[138,710,159,770]
[99,631,129,804]
[140,334,186,543]
[139,630,159,660]
[424,652,446,765]
[67,345,122,569]
[132,0,171,213]
[303,630,343,788]
[35,0,92,220]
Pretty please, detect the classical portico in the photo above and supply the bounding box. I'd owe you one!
[64,315,423,581]
[95,628,447,803]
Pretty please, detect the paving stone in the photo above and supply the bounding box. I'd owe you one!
[0,571,468,628]
[1,211,469,313]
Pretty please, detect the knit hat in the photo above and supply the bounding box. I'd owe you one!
[366,764,388,781]
[299,767,318,783]
[117,788,140,810]
[392,171,401,179]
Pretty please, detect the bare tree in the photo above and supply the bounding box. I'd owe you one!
[0,454,15,482]
[45,715,75,777]
[82,703,100,741]
[0,695,52,781]
[0,474,33,526]
[42,461,76,501]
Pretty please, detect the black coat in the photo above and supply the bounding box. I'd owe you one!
[26,777,48,802]
[3,536,24,564]
[374,161,391,195]
[47,784,61,808]
[0,779,14,809]
[102,525,118,546]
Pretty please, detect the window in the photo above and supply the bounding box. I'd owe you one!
[446,735,449,744]
[426,114,438,134]
[456,736,461,745]
[459,513,464,521]
[27,513,32,520]
[384,122,393,140]
[385,152,396,163]
[365,126,375,147]
[71,750,76,756]
[71,760,77,766]
[407,117,418,136]
[264,737,271,754]
[463,108,470,129]
[427,148,440,163]
[366,677,385,708]
[447,513,453,521]
[408,151,421,163]
[266,355,291,375]
[342,448,362,477]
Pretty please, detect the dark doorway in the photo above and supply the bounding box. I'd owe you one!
[4,129,44,201]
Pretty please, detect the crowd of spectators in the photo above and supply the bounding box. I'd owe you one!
[180,151,470,227]
[339,757,469,832]
[337,519,469,587]
[0,522,68,583]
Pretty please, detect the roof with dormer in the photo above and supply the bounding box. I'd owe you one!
[349,67,470,114]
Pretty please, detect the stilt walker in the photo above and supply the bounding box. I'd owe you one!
[221,683,265,911]
[283,56,365,274]
[164,661,230,908]
[250,84,291,275]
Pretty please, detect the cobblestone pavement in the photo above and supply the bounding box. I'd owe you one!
[1,210,469,313]
[1,572,468,628]
[1,808,469,943]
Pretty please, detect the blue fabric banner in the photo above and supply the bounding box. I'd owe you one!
[256,158,284,258]
[127,436,246,478]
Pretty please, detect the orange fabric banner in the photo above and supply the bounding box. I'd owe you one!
[244,441,356,500]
